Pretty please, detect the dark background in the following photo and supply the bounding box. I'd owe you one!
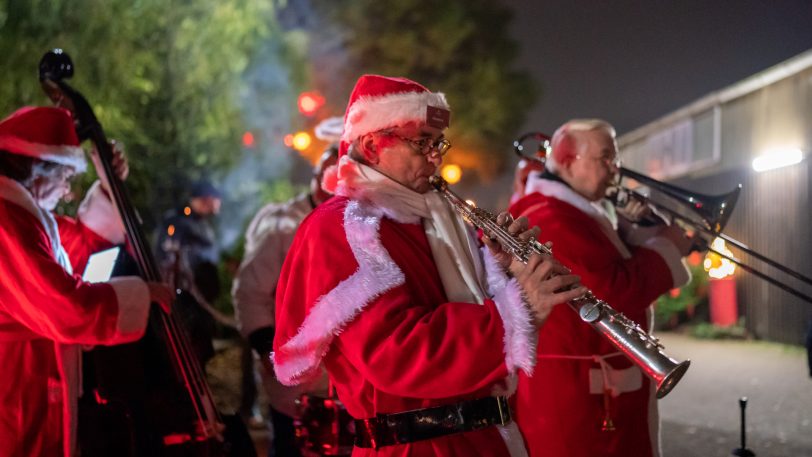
[501,0,812,135]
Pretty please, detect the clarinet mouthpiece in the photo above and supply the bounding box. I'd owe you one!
[429,175,447,191]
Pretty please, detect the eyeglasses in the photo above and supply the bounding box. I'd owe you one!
[58,167,77,182]
[41,164,77,184]
[382,131,452,157]
[577,153,621,169]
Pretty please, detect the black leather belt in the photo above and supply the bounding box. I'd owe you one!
[353,396,511,449]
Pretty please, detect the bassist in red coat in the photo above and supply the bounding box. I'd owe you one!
[0,106,172,457]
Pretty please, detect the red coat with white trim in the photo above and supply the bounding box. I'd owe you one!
[0,177,151,457]
[273,196,534,456]
[509,176,689,457]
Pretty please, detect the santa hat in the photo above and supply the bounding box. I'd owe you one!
[0,106,86,172]
[338,75,450,156]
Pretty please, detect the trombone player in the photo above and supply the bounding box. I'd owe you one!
[509,119,693,457]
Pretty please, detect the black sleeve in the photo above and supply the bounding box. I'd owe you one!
[248,326,275,355]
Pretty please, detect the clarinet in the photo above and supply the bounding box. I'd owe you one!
[429,176,690,398]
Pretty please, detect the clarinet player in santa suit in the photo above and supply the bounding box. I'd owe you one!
[509,119,693,457]
[271,74,588,456]
[0,106,173,457]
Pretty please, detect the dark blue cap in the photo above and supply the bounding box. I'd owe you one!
[190,180,222,198]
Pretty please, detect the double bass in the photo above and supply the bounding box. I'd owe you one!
[38,49,253,456]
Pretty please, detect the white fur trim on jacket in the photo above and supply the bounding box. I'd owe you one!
[77,181,126,244]
[624,223,690,288]
[524,176,631,258]
[525,175,690,288]
[108,277,151,341]
[0,135,87,172]
[272,200,405,386]
[341,91,449,144]
[481,247,537,376]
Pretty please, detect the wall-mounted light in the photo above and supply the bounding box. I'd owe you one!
[752,147,804,172]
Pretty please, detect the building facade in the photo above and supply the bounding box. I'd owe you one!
[619,49,812,345]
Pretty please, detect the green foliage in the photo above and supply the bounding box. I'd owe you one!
[0,0,303,228]
[690,320,748,340]
[261,180,306,207]
[311,0,537,176]
[654,262,709,329]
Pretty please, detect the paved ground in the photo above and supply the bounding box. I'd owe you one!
[211,333,812,456]
[658,332,812,457]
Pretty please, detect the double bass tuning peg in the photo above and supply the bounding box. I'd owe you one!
[39,48,74,82]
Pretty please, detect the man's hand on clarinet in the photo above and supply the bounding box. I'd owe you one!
[482,212,540,270]
[481,211,587,327]
[511,254,587,327]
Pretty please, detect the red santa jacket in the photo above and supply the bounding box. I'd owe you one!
[0,177,151,457]
[273,195,536,457]
[508,175,689,457]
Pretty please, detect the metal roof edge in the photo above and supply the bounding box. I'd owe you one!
[619,48,812,145]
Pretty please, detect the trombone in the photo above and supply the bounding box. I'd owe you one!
[513,131,812,305]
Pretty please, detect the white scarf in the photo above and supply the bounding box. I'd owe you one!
[523,173,632,259]
[324,156,488,304]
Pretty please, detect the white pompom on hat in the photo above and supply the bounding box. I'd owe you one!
[0,106,86,172]
[338,75,451,157]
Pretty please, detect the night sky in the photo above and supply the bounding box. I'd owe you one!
[501,0,812,135]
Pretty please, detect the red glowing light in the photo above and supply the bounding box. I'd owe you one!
[242,131,255,147]
[687,251,702,266]
[284,134,294,147]
[163,434,192,446]
[298,91,325,116]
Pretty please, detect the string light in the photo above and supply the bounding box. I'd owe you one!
[242,131,255,148]
[291,131,312,151]
[441,164,462,184]
[704,238,736,279]
[298,91,325,116]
